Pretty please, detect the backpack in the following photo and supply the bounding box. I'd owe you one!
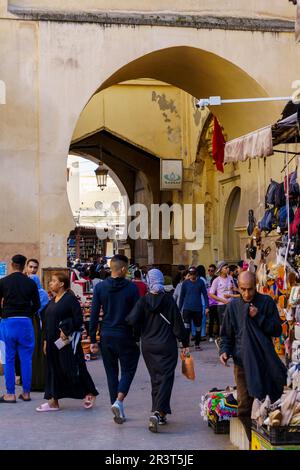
[265,180,279,206]
[258,208,277,233]
[290,207,300,236]
[284,170,300,197]
[274,182,286,208]
[278,206,294,231]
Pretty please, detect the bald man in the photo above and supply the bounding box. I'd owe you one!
[219,271,286,444]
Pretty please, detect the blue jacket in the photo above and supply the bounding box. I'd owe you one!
[90,277,139,342]
[179,278,209,312]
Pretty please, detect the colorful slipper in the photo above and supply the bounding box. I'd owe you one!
[84,395,96,409]
[0,395,16,403]
[36,403,60,412]
[18,394,31,402]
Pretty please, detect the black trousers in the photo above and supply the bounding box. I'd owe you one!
[208,305,220,338]
[182,310,202,346]
[100,335,140,404]
[217,305,227,329]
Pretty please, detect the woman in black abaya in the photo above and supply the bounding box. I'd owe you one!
[126,268,189,433]
[36,273,98,412]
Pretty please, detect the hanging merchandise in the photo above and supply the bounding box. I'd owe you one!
[247,209,256,236]
[258,208,278,233]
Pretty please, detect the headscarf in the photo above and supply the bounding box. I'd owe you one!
[147,269,165,294]
[30,274,50,313]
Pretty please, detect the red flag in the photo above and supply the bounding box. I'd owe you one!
[212,116,225,173]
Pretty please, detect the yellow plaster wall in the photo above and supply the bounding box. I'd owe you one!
[73,82,204,163]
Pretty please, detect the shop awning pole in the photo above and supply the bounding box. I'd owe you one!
[286,144,291,241]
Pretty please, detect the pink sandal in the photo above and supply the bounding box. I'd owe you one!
[84,395,96,409]
[36,402,60,412]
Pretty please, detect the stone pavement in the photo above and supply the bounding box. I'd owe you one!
[0,342,236,450]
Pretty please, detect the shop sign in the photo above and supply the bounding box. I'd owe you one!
[160,159,183,190]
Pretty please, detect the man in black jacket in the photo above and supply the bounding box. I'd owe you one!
[90,254,140,424]
[219,271,285,442]
[0,254,40,403]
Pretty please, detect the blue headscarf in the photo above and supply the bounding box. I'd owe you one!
[147,269,165,294]
[30,275,49,313]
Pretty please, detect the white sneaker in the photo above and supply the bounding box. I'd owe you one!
[111,401,126,424]
[209,337,214,343]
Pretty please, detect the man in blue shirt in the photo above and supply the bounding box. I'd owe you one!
[90,254,140,424]
[179,266,209,350]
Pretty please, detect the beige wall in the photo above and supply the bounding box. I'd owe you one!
[6,0,295,19]
[0,11,299,268]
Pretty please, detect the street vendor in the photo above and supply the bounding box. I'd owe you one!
[219,271,287,443]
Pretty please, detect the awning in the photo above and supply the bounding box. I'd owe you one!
[224,110,300,163]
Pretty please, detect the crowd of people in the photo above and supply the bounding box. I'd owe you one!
[0,254,285,443]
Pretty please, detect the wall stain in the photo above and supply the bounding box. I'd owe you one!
[152,91,181,143]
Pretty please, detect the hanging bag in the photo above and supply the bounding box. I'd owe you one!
[180,352,195,380]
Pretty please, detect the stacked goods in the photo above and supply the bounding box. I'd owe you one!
[200,388,238,434]
[252,390,300,446]
[80,294,100,361]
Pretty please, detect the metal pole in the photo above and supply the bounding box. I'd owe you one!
[221,97,292,104]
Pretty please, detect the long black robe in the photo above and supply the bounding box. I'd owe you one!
[44,292,98,400]
[126,292,188,414]
[220,293,286,402]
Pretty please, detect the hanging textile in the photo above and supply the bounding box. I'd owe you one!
[212,116,225,172]
[224,126,273,163]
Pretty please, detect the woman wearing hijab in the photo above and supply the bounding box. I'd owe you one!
[28,275,50,393]
[126,268,189,433]
[36,272,98,412]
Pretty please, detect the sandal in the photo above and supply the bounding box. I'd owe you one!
[36,402,60,412]
[0,395,16,403]
[18,394,31,402]
[84,395,96,409]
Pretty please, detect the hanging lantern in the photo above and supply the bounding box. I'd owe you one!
[95,145,108,190]
[95,162,108,190]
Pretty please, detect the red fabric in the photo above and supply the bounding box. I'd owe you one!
[212,116,225,173]
[132,280,147,297]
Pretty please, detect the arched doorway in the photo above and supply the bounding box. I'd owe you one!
[64,45,274,270]
[223,187,241,262]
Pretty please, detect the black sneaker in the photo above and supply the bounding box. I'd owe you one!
[149,412,159,433]
[158,415,167,425]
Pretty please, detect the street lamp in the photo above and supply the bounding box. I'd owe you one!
[95,145,109,191]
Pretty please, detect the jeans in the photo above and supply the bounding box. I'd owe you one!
[100,335,140,404]
[182,310,202,346]
[2,318,35,394]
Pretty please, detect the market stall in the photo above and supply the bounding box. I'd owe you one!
[224,102,300,449]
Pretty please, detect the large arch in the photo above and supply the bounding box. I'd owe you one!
[77,45,275,144]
